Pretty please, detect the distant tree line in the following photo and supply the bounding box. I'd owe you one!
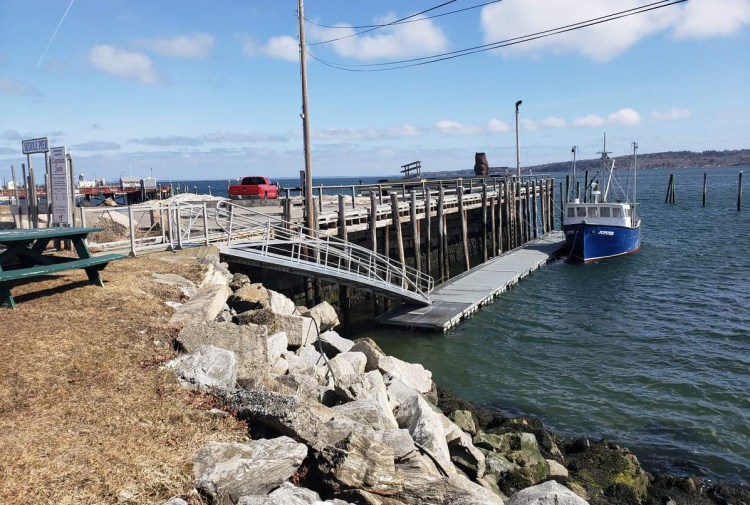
[425,149,750,178]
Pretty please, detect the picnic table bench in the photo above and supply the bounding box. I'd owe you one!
[0,227,126,308]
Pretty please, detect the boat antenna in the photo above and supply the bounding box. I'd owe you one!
[571,145,577,201]
[515,100,522,179]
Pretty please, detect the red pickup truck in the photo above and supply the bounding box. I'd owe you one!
[228,176,279,200]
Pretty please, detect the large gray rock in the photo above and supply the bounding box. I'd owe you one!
[298,344,325,368]
[192,437,307,503]
[350,338,386,372]
[304,301,340,332]
[334,371,396,429]
[333,399,399,430]
[318,330,354,357]
[268,289,296,315]
[482,432,549,495]
[447,429,486,480]
[229,283,270,312]
[385,376,420,410]
[450,410,478,436]
[267,331,288,362]
[379,356,433,395]
[151,272,197,297]
[238,310,318,347]
[238,484,353,505]
[165,345,236,391]
[229,272,251,291]
[326,353,357,381]
[199,260,233,288]
[176,321,268,381]
[394,394,455,475]
[393,472,505,505]
[276,373,321,401]
[505,480,588,505]
[169,284,232,328]
[336,352,367,375]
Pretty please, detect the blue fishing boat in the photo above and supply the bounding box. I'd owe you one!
[563,135,641,262]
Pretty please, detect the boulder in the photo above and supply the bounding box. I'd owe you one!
[474,432,506,452]
[268,289,296,315]
[229,272,251,291]
[176,321,268,381]
[237,482,353,505]
[334,371,396,428]
[298,344,325,368]
[162,498,188,505]
[164,345,236,391]
[169,284,232,329]
[326,353,357,381]
[267,331,288,362]
[229,283,269,312]
[333,399,399,430]
[546,459,569,479]
[192,437,307,503]
[276,374,321,401]
[385,376,420,410]
[447,429,486,480]
[277,314,318,347]
[369,428,416,460]
[200,261,232,288]
[378,356,433,395]
[394,394,455,475]
[303,301,340,332]
[270,356,289,376]
[336,351,367,374]
[350,338,386,372]
[450,410,477,436]
[318,330,354,357]
[489,433,550,495]
[394,473,505,505]
[505,480,589,505]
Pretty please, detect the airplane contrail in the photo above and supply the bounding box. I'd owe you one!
[35,0,76,70]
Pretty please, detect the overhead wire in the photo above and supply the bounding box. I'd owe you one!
[307,0,457,46]
[307,0,686,72]
[305,0,502,29]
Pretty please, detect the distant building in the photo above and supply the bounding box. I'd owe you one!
[120,176,140,189]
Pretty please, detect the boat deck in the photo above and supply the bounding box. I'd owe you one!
[376,230,565,331]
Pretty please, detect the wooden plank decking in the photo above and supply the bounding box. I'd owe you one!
[376,230,565,331]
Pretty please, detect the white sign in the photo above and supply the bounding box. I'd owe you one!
[22,137,49,154]
[50,146,71,225]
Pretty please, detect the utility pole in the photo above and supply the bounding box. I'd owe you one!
[515,100,522,179]
[298,0,314,231]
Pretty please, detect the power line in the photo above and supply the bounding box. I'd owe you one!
[308,0,685,72]
[305,0,502,30]
[308,0,457,46]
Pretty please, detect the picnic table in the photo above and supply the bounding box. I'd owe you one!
[0,227,125,308]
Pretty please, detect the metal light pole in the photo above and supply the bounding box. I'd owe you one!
[515,100,522,179]
[298,0,314,232]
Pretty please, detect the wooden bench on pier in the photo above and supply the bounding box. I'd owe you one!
[0,227,126,308]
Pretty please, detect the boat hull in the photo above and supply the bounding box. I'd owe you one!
[563,222,641,262]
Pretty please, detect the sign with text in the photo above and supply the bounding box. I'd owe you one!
[22,137,49,154]
[50,146,71,225]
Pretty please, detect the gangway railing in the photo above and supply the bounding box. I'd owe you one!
[213,200,433,305]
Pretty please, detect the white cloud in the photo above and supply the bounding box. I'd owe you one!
[488,118,511,132]
[521,118,538,130]
[310,14,448,61]
[540,116,567,128]
[608,108,641,126]
[652,108,691,121]
[137,33,214,59]
[673,0,750,38]
[0,77,39,96]
[312,124,423,141]
[243,35,298,62]
[481,0,681,62]
[90,45,162,85]
[572,114,606,127]
[436,120,481,134]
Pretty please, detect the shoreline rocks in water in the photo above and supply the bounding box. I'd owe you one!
[160,256,750,505]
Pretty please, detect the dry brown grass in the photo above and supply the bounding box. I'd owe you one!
[0,252,248,504]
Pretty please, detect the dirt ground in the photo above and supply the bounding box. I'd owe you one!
[0,249,247,504]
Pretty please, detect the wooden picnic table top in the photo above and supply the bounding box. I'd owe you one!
[0,227,102,243]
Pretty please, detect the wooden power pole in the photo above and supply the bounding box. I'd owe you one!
[298,0,314,231]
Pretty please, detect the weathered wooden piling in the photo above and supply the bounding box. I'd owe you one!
[458,185,470,271]
[532,180,538,239]
[482,183,489,262]
[437,187,446,282]
[410,191,421,273]
[738,171,743,212]
[390,193,406,272]
[703,173,707,207]
[666,173,676,204]
[424,188,432,276]
[338,194,351,334]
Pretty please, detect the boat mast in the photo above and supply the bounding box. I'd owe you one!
[632,141,638,219]
[571,146,577,201]
[599,132,613,203]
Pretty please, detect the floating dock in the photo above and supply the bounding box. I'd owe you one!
[376,230,565,331]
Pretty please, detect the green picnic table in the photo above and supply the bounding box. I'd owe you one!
[0,227,126,308]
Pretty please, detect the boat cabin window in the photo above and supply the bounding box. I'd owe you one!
[589,207,599,218]
[567,207,575,218]
[625,208,632,217]
[600,207,611,217]
[576,207,586,217]
[612,207,622,218]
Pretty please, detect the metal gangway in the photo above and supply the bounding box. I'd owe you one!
[215,201,433,306]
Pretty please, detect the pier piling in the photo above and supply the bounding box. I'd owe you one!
[703,173,707,207]
[738,171,743,212]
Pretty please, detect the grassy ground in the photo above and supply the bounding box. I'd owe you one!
[0,250,247,504]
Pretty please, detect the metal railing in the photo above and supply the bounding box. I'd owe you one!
[213,200,433,305]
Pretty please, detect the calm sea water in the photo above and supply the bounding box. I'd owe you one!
[354,167,749,486]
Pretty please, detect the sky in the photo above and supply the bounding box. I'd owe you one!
[1,0,749,182]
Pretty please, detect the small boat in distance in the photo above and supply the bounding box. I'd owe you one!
[563,134,641,262]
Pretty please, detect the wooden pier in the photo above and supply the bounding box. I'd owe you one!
[376,230,565,331]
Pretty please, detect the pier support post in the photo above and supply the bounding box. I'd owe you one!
[410,191,421,273]
[424,187,432,277]
[583,170,589,203]
[338,194,351,335]
[370,193,379,315]
[437,187,446,283]
[532,180,538,239]
[738,171,743,212]
[516,180,522,247]
[550,179,556,231]
[703,173,707,208]
[525,180,532,242]
[390,193,406,271]
[541,179,548,234]
[482,183,488,262]
[458,186,470,271]
[490,194,497,257]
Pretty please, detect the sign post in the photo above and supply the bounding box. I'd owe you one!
[50,146,72,225]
